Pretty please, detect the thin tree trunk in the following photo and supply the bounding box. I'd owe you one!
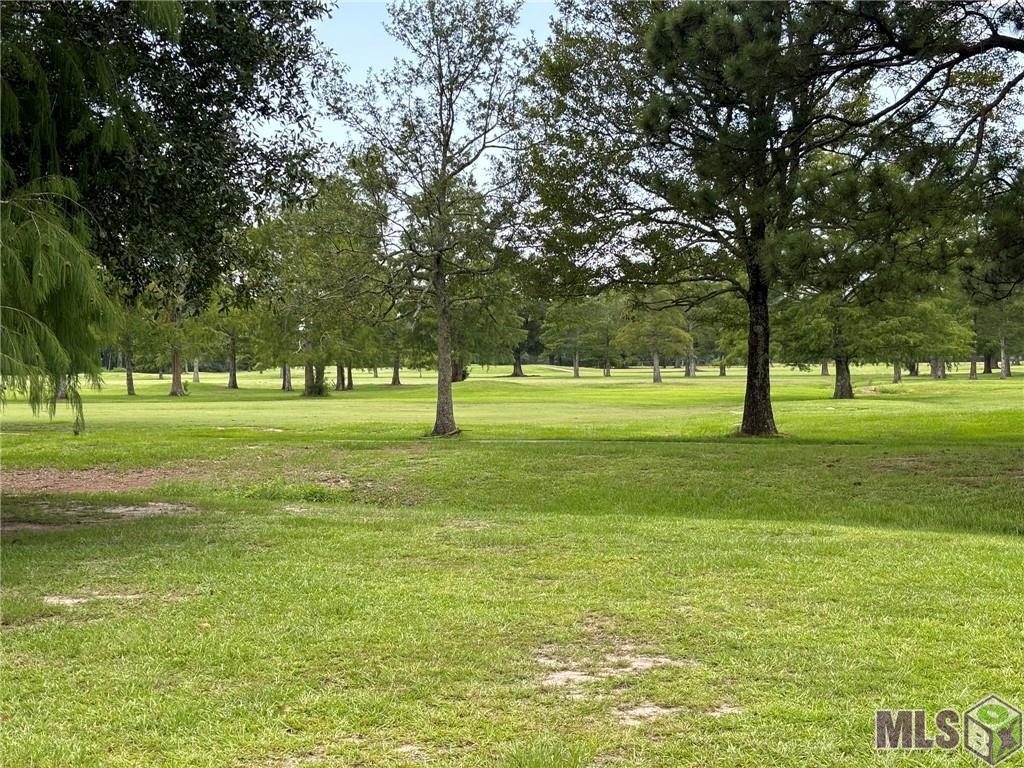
[431,258,458,435]
[511,351,525,377]
[282,363,293,392]
[741,272,777,436]
[908,361,918,377]
[686,353,697,377]
[346,364,354,390]
[603,358,611,377]
[372,366,378,378]
[391,356,401,386]
[125,354,136,396]
[316,364,326,393]
[169,349,185,396]
[226,334,239,389]
[983,353,994,374]
[719,360,727,376]
[303,362,315,396]
[938,360,947,379]
[192,358,200,384]
[820,360,829,376]
[673,357,682,369]
[833,357,854,399]
[892,361,902,384]
[969,354,978,380]
[56,376,68,400]
[652,351,662,383]
[335,364,345,391]
[1000,333,1011,379]
[158,369,164,380]
[572,350,580,378]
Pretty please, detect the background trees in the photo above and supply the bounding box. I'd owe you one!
[615,300,692,384]
[3,0,1022,433]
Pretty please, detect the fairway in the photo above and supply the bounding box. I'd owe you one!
[2,366,1022,767]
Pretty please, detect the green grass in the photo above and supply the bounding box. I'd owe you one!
[1,363,1022,766]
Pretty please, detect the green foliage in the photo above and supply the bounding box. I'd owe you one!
[615,296,692,362]
[0,176,111,430]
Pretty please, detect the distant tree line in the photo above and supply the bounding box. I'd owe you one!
[3,0,1022,434]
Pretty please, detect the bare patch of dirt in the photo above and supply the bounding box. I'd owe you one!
[2,502,192,532]
[394,744,426,760]
[44,591,146,606]
[270,747,327,767]
[615,703,680,726]
[707,703,743,717]
[42,596,89,606]
[535,634,695,692]
[3,467,185,494]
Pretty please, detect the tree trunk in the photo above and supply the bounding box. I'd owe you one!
[282,363,293,392]
[335,364,345,391]
[227,334,239,389]
[431,259,458,436]
[158,369,164,380]
[719,361,727,376]
[572,350,580,378]
[969,354,978,380]
[303,362,314,395]
[1000,333,1011,379]
[908,361,918,377]
[936,360,947,379]
[603,359,611,377]
[169,349,185,396]
[303,362,326,397]
[125,354,136,396]
[511,351,525,377]
[833,357,854,399]
[983,353,994,374]
[391,357,401,386]
[56,376,68,400]
[346,364,354,390]
[673,357,682,369]
[652,351,662,383]
[192,358,200,384]
[372,366,378,378]
[892,361,902,384]
[686,353,697,377]
[741,274,777,436]
[820,360,829,376]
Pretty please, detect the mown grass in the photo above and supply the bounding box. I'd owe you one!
[1,363,1022,767]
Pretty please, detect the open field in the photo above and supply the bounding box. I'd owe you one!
[2,365,1022,767]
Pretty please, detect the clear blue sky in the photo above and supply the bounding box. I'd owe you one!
[313,1,555,145]
[318,1,555,80]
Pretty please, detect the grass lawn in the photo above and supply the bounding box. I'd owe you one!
[2,364,1022,767]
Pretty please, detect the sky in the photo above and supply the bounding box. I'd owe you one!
[311,1,556,145]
